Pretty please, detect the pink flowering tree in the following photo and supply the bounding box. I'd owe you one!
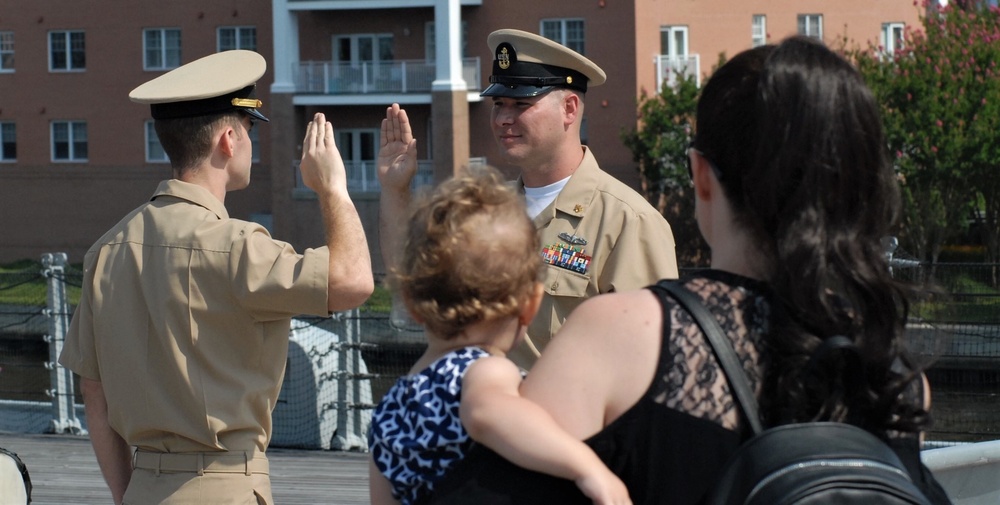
[851,2,1000,267]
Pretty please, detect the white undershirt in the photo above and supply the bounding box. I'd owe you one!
[524,176,571,219]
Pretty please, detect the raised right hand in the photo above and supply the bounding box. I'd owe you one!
[377,103,418,193]
[300,112,347,197]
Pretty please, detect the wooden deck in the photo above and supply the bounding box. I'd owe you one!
[0,433,370,504]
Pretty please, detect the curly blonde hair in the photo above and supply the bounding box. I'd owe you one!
[393,166,540,340]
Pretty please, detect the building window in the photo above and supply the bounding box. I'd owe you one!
[145,121,168,163]
[752,15,767,48]
[218,26,256,52]
[541,19,585,55]
[0,32,13,72]
[51,121,87,162]
[49,31,85,71]
[797,14,823,40]
[660,26,689,59]
[338,128,378,190]
[0,122,15,161]
[335,34,393,66]
[144,28,181,71]
[424,21,468,61]
[658,25,696,88]
[882,22,905,56]
[337,129,378,165]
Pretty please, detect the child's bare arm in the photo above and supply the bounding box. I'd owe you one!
[369,456,402,505]
[460,356,632,505]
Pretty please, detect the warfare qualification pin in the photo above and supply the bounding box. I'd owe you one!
[558,232,587,246]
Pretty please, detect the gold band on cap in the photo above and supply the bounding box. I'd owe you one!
[232,98,262,108]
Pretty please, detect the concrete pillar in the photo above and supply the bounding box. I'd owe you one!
[431,0,470,182]
[271,0,299,94]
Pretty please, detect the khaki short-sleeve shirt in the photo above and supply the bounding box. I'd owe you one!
[59,180,331,453]
[510,147,679,368]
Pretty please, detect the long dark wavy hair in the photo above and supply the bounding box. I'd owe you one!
[693,36,928,433]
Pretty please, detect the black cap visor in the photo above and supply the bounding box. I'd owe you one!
[481,82,555,98]
[243,108,270,122]
[150,85,269,122]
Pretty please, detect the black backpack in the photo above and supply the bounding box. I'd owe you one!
[658,281,934,505]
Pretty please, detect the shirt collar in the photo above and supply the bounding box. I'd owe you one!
[552,146,599,218]
[150,179,230,220]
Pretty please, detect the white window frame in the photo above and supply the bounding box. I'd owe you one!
[218,26,256,52]
[49,30,85,71]
[0,31,13,72]
[881,22,905,56]
[337,128,379,191]
[334,33,394,67]
[660,26,689,59]
[798,14,823,40]
[541,19,585,55]
[145,121,168,163]
[143,28,181,71]
[752,15,767,48]
[0,122,15,162]
[51,120,88,162]
[337,128,379,166]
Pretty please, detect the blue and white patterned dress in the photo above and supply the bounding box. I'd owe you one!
[368,346,491,505]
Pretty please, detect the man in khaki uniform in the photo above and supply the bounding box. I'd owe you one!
[378,30,678,369]
[59,50,373,505]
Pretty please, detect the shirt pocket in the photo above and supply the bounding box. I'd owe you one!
[541,263,592,299]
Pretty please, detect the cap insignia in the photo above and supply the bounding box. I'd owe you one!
[498,46,511,70]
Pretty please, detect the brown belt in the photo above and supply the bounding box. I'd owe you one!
[133,450,269,476]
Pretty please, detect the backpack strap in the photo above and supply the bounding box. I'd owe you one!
[655,280,764,436]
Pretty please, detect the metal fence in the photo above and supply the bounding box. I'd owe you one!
[0,253,425,451]
[1,255,998,448]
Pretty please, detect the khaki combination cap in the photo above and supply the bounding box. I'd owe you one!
[129,50,269,122]
[482,29,606,98]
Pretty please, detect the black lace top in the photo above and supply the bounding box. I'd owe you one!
[582,270,772,504]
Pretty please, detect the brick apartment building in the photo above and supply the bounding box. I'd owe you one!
[0,0,921,271]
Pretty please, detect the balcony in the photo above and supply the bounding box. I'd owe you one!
[285,0,483,7]
[294,58,481,95]
[293,157,487,196]
[655,54,701,89]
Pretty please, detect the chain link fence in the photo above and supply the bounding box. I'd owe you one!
[1,254,998,448]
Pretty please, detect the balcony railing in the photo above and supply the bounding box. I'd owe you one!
[655,54,700,89]
[294,157,487,194]
[294,58,481,95]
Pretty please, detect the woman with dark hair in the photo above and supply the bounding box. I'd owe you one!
[429,36,951,504]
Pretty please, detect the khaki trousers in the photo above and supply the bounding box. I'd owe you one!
[123,450,272,505]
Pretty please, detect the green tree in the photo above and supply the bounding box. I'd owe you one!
[851,3,1000,269]
[620,74,705,266]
